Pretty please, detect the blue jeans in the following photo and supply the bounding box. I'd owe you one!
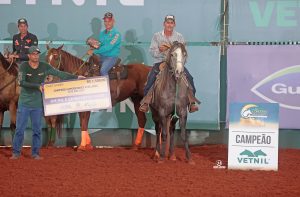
[97,55,118,76]
[12,106,43,157]
[144,62,196,95]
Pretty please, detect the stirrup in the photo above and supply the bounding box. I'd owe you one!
[189,103,199,113]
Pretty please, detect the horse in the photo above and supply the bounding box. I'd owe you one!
[46,44,151,150]
[44,74,64,147]
[150,41,195,164]
[0,52,19,140]
[0,50,63,147]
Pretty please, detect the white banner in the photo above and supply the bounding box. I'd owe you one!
[228,103,279,171]
[43,76,112,116]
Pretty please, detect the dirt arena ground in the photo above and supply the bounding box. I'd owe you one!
[0,145,299,197]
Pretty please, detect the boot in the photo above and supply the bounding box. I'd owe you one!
[139,87,154,113]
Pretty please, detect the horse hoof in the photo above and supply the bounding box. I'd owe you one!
[169,155,177,161]
[76,145,86,152]
[157,158,165,164]
[132,145,140,151]
[152,151,160,160]
[187,160,196,165]
[85,144,94,151]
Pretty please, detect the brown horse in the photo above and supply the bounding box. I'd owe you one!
[0,52,19,139]
[46,45,151,150]
[44,75,64,147]
[0,51,63,146]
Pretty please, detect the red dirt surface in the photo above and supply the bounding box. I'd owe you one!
[0,145,299,197]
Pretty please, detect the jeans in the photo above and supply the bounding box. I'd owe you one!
[12,105,43,157]
[97,54,118,76]
[144,62,196,95]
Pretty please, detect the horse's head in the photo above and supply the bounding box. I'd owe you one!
[46,44,64,70]
[166,41,187,79]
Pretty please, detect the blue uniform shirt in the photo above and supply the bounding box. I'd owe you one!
[94,27,121,57]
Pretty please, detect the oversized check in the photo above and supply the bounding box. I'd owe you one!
[43,76,112,116]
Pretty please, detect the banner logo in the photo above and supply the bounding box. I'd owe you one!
[251,65,300,110]
[237,149,269,164]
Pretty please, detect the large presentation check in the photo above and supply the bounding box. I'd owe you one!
[43,76,112,116]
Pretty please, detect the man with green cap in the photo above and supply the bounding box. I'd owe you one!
[10,46,84,160]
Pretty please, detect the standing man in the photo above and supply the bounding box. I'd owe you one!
[9,18,38,63]
[87,12,121,76]
[139,15,199,113]
[10,46,83,160]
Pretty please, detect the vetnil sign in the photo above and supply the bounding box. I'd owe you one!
[250,0,300,27]
[228,103,279,171]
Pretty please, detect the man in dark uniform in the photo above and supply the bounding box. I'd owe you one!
[8,18,38,62]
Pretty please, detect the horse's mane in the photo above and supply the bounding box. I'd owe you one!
[59,49,87,74]
[156,42,187,93]
[0,52,18,76]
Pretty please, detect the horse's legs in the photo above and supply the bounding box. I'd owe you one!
[0,111,3,131]
[179,115,194,164]
[48,116,57,147]
[0,111,3,144]
[159,117,168,161]
[131,97,146,149]
[78,112,92,151]
[153,122,161,160]
[169,117,177,161]
[9,102,17,141]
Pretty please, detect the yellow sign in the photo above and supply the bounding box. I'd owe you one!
[43,76,112,116]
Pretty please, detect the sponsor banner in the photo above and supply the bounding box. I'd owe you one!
[229,0,300,41]
[227,45,300,129]
[228,103,279,171]
[43,76,112,116]
[0,0,220,42]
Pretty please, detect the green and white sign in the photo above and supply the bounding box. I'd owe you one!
[228,103,279,171]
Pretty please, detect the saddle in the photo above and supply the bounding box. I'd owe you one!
[88,55,128,80]
[108,59,128,80]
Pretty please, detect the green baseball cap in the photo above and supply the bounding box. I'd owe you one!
[28,46,41,54]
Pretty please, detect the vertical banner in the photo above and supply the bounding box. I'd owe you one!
[228,103,279,171]
[227,45,300,129]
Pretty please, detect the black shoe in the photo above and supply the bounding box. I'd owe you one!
[139,103,149,112]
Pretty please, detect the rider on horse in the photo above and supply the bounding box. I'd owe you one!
[87,12,121,76]
[139,15,199,113]
[8,18,38,63]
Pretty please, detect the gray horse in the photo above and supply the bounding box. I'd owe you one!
[150,41,197,164]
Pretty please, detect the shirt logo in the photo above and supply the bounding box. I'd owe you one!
[15,40,19,46]
[26,39,31,43]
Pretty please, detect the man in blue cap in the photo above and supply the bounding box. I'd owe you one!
[87,12,121,76]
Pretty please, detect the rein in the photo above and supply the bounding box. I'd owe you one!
[50,51,91,75]
[0,76,17,92]
[0,59,15,77]
[72,53,91,75]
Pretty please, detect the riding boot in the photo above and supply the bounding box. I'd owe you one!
[139,86,154,113]
[183,75,201,113]
[188,89,200,113]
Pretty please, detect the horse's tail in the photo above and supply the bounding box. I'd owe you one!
[56,115,64,138]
